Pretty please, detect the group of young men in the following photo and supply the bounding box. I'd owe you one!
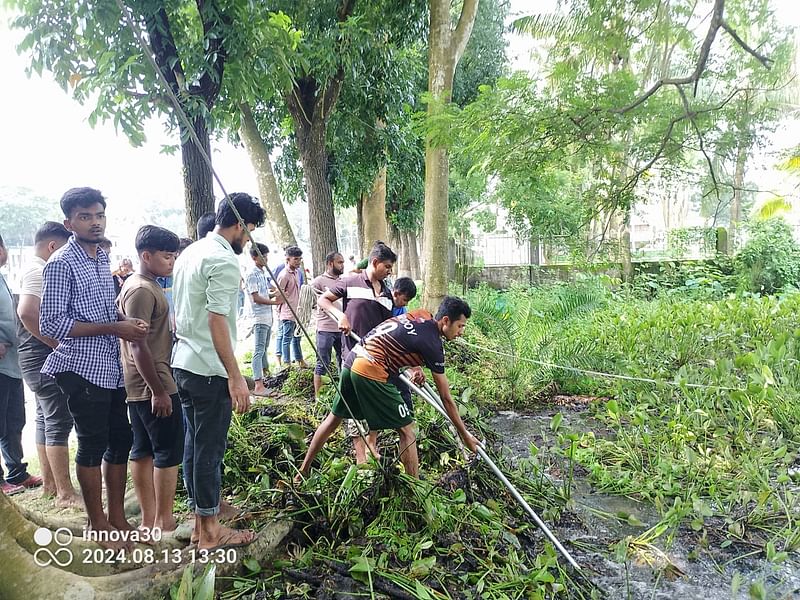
[0,184,478,557]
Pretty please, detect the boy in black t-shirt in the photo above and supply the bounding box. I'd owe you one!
[296,296,479,479]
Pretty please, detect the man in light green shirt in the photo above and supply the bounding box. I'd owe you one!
[171,193,265,551]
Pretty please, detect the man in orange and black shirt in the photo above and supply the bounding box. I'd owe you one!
[296,296,479,478]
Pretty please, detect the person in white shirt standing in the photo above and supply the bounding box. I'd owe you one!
[16,222,79,506]
[246,243,280,396]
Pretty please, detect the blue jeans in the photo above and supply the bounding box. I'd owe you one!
[174,369,232,517]
[0,374,29,484]
[314,331,342,375]
[274,319,283,359]
[252,323,272,379]
[280,319,303,364]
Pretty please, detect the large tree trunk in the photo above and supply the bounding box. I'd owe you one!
[180,116,215,239]
[239,103,297,249]
[0,491,291,599]
[422,0,479,311]
[361,166,388,255]
[300,137,338,275]
[286,74,346,275]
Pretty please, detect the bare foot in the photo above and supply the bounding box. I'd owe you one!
[54,493,83,509]
[218,500,240,521]
[43,487,57,498]
[253,382,268,396]
[154,516,178,533]
[198,526,256,551]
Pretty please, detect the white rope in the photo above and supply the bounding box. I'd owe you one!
[455,339,741,392]
[294,283,316,337]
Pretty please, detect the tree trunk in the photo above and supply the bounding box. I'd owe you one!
[397,230,411,278]
[239,103,297,249]
[356,194,366,257]
[730,137,747,253]
[180,116,215,239]
[405,229,421,280]
[299,138,338,275]
[361,166,389,255]
[0,490,291,599]
[421,0,479,311]
[620,209,633,283]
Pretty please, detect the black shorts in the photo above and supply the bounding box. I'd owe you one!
[54,372,132,468]
[128,395,184,468]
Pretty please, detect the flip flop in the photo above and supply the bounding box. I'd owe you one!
[200,529,256,552]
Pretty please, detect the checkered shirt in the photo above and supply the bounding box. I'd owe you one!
[40,236,123,389]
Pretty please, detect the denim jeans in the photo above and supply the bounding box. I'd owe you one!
[280,319,303,363]
[174,369,232,517]
[0,374,29,484]
[252,323,272,379]
[274,318,283,359]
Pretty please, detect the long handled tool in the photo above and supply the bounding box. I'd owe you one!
[342,327,582,572]
[401,375,582,572]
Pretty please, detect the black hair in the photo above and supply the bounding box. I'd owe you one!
[0,232,4,249]
[368,241,397,263]
[60,187,106,218]
[35,221,71,244]
[215,193,266,229]
[250,242,270,258]
[196,212,216,239]
[285,245,303,258]
[98,237,112,249]
[435,296,472,322]
[135,225,180,255]
[178,237,193,252]
[393,277,417,300]
[325,251,342,264]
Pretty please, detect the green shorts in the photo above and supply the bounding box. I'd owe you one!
[332,368,414,430]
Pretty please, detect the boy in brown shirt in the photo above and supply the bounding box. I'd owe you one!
[118,225,183,533]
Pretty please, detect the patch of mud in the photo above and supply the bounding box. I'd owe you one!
[490,407,800,600]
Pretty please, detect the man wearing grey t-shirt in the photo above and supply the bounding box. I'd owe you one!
[16,222,79,506]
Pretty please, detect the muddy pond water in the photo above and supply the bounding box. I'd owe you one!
[489,407,800,600]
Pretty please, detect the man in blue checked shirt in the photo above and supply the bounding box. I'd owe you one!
[40,187,149,550]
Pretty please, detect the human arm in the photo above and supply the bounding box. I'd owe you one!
[209,312,249,414]
[432,372,479,452]
[206,261,250,413]
[40,260,148,341]
[123,289,171,416]
[17,295,58,349]
[250,291,279,306]
[318,289,350,334]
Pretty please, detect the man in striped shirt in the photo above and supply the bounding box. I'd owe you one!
[297,296,479,479]
[40,187,149,549]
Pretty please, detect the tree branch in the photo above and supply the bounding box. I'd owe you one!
[451,0,480,64]
[721,20,773,69]
[611,0,725,114]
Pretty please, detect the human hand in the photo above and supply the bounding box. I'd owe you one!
[229,375,251,414]
[338,315,352,336]
[151,392,173,418]
[116,319,149,342]
[406,366,425,385]
[462,432,481,454]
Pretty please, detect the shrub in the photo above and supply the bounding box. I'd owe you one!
[736,217,800,294]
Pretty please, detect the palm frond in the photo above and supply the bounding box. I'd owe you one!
[511,13,581,40]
